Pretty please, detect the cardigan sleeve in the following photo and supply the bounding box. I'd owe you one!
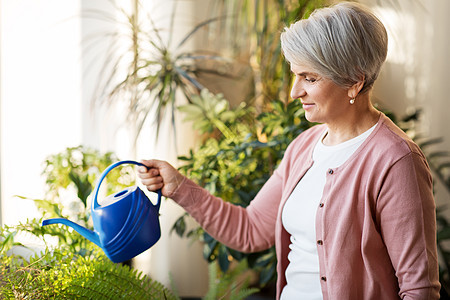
[376,151,440,299]
[169,167,284,253]
[167,127,314,253]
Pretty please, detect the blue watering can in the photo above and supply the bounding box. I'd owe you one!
[42,160,162,263]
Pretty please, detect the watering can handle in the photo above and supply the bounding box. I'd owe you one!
[92,160,162,210]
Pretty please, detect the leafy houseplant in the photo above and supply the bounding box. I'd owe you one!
[16,145,135,255]
[86,0,235,141]
[174,90,313,288]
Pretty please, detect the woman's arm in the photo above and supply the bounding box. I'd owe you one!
[138,159,283,253]
[377,152,440,299]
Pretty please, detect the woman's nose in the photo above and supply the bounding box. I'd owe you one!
[290,78,306,99]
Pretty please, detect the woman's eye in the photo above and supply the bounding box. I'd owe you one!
[305,77,316,83]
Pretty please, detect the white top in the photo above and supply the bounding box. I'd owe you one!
[280,125,376,300]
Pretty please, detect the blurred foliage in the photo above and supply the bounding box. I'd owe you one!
[174,90,313,287]
[16,145,135,254]
[203,260,259,300]
[41,145,135,206]
[203,0,327,105]
[86,0,328,142]
[86,0,236,139]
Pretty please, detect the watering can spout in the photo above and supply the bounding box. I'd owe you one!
[42,218,101,248]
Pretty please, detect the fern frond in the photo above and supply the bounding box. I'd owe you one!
[0,248,179,299]
[231,287,260,300]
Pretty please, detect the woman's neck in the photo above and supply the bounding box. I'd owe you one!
[322,97,380,146]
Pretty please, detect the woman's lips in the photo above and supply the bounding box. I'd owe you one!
[301,102,315,110]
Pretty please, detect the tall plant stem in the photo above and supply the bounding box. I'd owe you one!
[130,0,139,156]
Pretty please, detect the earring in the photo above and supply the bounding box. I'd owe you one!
[349,98,355,104]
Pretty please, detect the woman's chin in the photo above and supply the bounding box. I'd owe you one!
[304,112,318,123]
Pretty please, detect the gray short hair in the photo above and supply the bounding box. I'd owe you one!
[281,2,388,94]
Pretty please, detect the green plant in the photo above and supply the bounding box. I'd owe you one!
[203,260,259,300]
[16,145,135,254]
[0,245,178,299]
[202,0,327,105]
[85,1,233,139]
[41,145,134,207]
[174,90,313,287]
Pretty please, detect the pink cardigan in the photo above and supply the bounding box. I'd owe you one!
[171,113,440,299]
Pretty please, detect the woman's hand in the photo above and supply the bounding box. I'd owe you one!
[138,159,185,198]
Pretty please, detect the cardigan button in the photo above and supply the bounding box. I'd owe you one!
[321,276,327,282]
[319,203,324,208]
[317,240,323,245]
[328,169,334,175]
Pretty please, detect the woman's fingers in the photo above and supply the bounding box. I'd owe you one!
[140,175,162,185]
[145,181,164,192]
[137,166,162,192]
[138,159,185,197]
[138,166,159,178]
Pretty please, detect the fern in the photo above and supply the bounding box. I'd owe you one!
[0,247,179,299]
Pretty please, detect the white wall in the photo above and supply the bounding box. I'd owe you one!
[0,0,83,225]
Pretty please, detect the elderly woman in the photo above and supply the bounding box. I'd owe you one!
[138,2,440,299]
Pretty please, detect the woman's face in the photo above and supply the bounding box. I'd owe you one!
[290,63,351,125]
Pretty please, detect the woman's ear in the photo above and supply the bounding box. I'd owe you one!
[348,77,365,99]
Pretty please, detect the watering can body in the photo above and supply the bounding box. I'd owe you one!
[42,160,162,263]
